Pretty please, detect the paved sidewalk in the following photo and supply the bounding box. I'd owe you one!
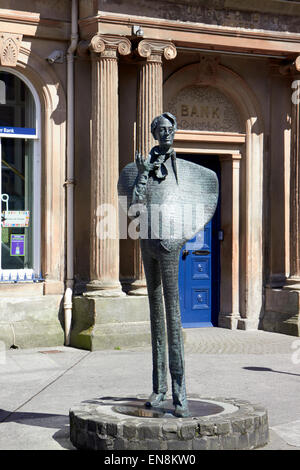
[0,327,300,450]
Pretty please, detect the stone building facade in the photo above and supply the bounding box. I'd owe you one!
[0,0,300,349]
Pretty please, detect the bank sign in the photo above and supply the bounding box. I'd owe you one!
[167,85,243,133]
[0,127,36,138]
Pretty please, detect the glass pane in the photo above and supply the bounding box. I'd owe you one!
[1,138,33,270]
[0,72,35,128]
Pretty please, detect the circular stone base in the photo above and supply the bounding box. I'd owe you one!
[69,395,269,450]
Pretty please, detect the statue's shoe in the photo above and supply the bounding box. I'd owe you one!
[174,403,190,418]
[145,392,167,408]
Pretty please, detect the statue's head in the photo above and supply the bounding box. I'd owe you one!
[151,112,177,149]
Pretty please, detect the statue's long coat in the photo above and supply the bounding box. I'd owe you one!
[118,157,219,250]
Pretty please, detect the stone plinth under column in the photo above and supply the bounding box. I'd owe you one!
[127,279,148,296]
[69,395,269,450]
[262,287,300,336]
[69,295,151,351]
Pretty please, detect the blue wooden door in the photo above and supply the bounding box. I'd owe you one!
[178,155,220,328]
[179,221,215,327]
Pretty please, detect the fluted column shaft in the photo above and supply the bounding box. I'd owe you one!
[137,59,163,155]
[129,40,177,295]
[286,73,300,288]
[87,35,131,295]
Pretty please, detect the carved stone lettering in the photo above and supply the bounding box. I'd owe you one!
[98,0,300,34]
[167,86,243,132]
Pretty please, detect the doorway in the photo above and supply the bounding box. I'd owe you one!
[178,154,221,327]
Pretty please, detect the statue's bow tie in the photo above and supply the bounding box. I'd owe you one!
[152,159,168,180]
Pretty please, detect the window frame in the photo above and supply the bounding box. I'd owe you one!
[0,67,41,281]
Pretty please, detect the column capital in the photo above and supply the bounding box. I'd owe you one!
[89,34,131,56]
[77,35,131,58]
[136,39,177,62]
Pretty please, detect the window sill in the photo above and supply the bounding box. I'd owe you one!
[0,282,44,297]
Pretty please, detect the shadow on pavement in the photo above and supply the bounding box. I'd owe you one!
[0,409,74,450]
[82,396,139,405]
[243,366,300,377]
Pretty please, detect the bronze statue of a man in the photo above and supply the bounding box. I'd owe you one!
[118,113,218,418]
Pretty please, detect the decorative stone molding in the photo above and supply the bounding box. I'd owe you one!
[196,55,220,86]
[0,33,22,67]
[136,39,177,63]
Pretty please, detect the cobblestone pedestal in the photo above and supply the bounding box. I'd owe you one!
[69,395,269,450]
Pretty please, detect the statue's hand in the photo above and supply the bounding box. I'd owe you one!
[135,151,152,174]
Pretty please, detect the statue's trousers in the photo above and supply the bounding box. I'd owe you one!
[140,238,187,406]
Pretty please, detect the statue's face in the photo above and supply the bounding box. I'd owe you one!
[155,117,175,147]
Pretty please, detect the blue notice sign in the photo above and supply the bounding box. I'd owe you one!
[10,234,25,256]
[0,127,36,137]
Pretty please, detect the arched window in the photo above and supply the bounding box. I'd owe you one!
[0,69,41,282]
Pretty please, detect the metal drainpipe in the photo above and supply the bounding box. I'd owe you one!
[64,0,78,346]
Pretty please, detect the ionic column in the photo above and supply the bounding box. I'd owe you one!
[285,68,300,290]
[262,59,300,335]
[218,153,242,329]
[128,39,177,295]
[266,62,290,289]
[86,35,131,296]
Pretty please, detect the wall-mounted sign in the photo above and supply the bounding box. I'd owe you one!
[10,234,25,256]
[0,127,36,138]
[2,211,30,227]
[167,85,243,133]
